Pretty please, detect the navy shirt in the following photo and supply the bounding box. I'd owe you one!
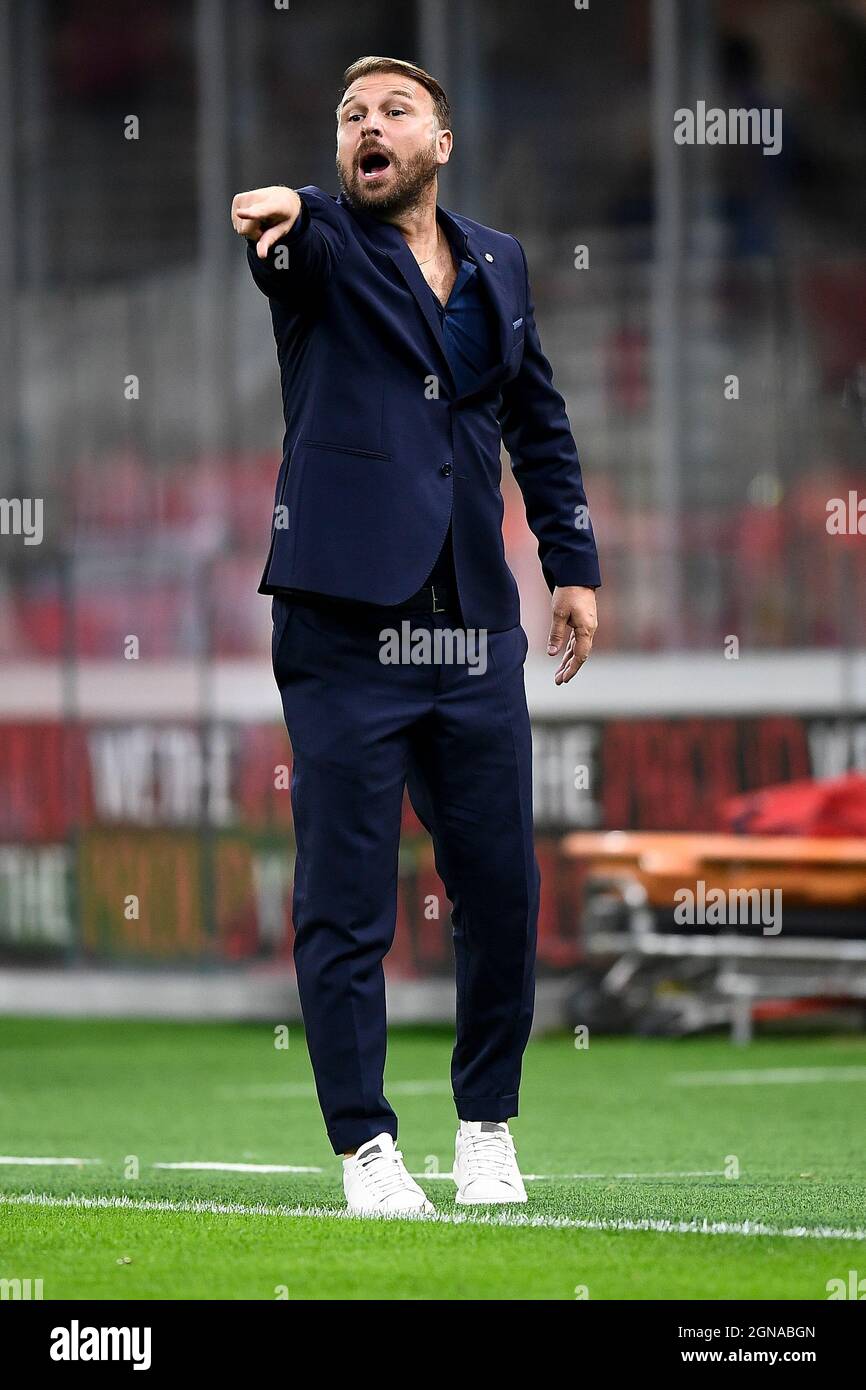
[432,252,500,399]
[424,237,500,596]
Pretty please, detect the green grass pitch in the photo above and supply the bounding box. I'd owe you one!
[1,1018,864,1300]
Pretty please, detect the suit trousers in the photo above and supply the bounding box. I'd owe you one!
[271,591,541,1155]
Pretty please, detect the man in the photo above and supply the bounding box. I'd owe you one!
[231,55,600,1215]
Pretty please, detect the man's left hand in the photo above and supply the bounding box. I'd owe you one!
[547,586,598,685]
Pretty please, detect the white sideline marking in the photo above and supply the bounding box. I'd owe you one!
[217,1080,451,1100]
[0,1156,102,1167]
[2,1191,865,1242]
[670,1066,866,1087]
[411,1171,725,1181]
[156,1161,724,1181]
[0,1156,734,1181]
[153,1161,323,1174]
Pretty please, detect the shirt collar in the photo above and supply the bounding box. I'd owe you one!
[336,192,471,259]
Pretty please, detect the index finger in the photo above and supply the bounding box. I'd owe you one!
[554,645,584,685]
[556,631,592,684]
[232,200,273,221]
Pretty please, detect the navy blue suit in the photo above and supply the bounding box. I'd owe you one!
[248,187,601,631]
[248,188,600,1154]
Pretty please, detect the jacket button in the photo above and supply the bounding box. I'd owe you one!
[440,463,453,477]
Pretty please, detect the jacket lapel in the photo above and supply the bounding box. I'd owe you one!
[385,234,456,383]
[338,196,512,398]
[453,220,512,372]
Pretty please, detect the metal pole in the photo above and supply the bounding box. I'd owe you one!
[195,0,232,949]
[0,0,17,497]
[651,0,685,647]
[19,0,48,295]
[417,0,483,216]
[195,0,232,459]
[417,0,450,96]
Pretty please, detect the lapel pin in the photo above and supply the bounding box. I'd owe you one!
[484,252,494,262]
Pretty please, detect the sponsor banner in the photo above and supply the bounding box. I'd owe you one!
[532,714,822,830]
[0,831,578,973]
[2,715,865,839]
[0,714,863,968]
[0,843,74,954]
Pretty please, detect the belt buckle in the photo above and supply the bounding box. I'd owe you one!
[431,584,445,613]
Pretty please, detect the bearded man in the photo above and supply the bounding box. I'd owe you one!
[231,55,601,1215]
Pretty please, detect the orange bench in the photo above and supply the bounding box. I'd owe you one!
[560,832,866,1042]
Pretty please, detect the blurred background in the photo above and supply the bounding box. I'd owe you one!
[1,0,865,1033]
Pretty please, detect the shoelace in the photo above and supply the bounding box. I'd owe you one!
[356,1147,415,1203]
[461,1130,518,1181]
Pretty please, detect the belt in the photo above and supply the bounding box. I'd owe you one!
[276,582,458,617]
[394,582,454,614]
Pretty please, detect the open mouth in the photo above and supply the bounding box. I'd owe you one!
[359,150,392,181]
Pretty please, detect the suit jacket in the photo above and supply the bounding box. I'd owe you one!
[247,186,601,630]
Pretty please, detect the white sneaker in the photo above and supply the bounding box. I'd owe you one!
[343,1133,435,1216]
[453,1121,528,1204]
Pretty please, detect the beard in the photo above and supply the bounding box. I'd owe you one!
[337,138,440,218]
